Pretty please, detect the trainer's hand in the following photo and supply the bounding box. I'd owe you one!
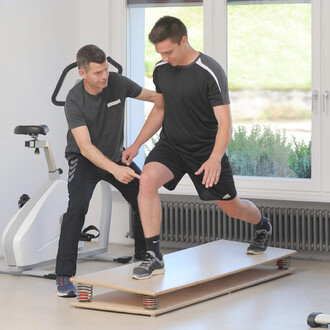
[122,145,139,166]
[195,156,221,188]
[112,164,140,184]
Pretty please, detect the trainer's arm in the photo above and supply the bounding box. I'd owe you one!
[71,126,140,184]
[122,92,164,165]
[135,87,156,103]
[195,104,232,188]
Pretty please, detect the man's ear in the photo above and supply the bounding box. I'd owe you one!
[78,68,85,79]
[180,35,188,46]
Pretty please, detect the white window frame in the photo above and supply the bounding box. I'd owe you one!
[320,0,330,194]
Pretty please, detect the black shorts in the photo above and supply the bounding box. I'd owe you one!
[145,139,237,201]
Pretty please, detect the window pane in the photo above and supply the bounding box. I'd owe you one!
[227,2,312,178]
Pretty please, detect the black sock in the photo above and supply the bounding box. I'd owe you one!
[145,235,162,260]
[256,216,271,231]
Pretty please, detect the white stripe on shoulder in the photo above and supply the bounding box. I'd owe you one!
[196,58,221,93]
[155,61,168,68]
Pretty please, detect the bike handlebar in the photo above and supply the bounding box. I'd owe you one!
[51,56,123,107]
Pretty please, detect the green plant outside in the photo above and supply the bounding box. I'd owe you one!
[145,125,312,179]
[227,124,311,178]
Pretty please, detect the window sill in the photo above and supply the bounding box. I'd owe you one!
[158,174,329,203]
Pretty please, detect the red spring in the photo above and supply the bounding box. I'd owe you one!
[77,284,93,302]
[277,258,289,269]
[142,295,159,310]
[79,291,89,301]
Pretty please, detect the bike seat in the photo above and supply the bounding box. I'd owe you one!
[14,125,49,136]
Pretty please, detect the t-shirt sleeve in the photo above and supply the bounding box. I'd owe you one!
[153,69,161,94]
[207,65,230,107]
[152,63,163,94]
[64,92,86,129]
[120,75,142,98]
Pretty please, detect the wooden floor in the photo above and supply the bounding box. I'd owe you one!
[0,243,329,329]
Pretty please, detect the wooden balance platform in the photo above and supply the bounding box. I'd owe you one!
[71,240,296,316]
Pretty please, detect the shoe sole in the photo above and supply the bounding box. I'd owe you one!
[132,268,165,280]
[246,249,266,255]
[56,290,77,297]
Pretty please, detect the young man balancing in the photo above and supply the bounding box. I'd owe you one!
[55,45,155,296]
[123,16,272,280]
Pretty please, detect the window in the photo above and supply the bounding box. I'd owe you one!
[227,1,312,179]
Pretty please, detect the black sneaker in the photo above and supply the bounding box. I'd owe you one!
[56,275,77,297]
[247,224,272,255]
[132,251,165,280]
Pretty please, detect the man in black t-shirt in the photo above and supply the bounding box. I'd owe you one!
[123,16,272,280]
[55,45,155,296]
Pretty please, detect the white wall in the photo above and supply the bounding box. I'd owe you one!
[0,0,131,257]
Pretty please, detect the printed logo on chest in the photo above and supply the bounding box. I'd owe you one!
[107,99,121,108]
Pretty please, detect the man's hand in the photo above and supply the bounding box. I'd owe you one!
[122,144,139,166]
[195,155,221,188]
[112,164,140,184]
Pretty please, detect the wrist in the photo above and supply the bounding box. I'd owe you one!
[132,140,143,150]
[107,161,119,174]
[209,152,223,161]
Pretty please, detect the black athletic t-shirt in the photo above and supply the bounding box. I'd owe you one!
[153,52,230,158]
[64,72,142,161]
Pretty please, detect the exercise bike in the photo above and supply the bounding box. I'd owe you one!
[1,57,130,278]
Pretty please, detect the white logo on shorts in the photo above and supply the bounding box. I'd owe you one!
[222,194,231,200]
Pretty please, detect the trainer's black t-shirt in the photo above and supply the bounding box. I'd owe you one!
[64,72,142,161]
[153,52,230,158]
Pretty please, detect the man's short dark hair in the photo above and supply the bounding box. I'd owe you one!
[76,44,106,71]
[148,16,188,45]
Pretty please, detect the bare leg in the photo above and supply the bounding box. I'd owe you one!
[132,163,173,279]
[138,162,174,238]
[217,197,272,254]
[216,197,261,225]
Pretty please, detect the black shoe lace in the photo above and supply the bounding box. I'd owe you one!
[141,253,154,266]
[253,230,267,245]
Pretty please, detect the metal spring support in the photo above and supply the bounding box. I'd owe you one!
[276,258,290,270]
[142,295,160,310]
[77,284,93,302]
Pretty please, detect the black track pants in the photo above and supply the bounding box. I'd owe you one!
[55,155,146,276]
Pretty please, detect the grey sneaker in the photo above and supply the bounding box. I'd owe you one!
[132,251,165,280]
[132,256,142,263]
[56,275,77,297]
[131,251,147,263]
[247,223,272,255]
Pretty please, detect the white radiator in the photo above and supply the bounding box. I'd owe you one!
[160,201,330,253]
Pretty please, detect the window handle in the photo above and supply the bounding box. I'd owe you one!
[323,91,329,115]
[312,90,318,114]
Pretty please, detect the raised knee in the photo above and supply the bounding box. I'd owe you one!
[139,171,158,196]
